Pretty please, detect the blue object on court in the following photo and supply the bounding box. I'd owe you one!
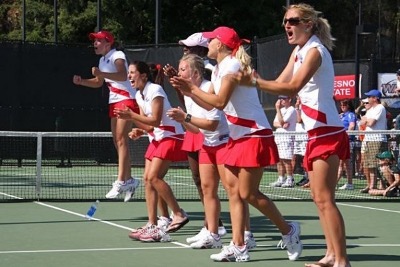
[85,200,99,220]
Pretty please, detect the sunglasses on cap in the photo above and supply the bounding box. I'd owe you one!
[283,17,303,26]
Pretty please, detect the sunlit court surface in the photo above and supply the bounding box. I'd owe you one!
[1,132,399,266]
[1,198,399,267]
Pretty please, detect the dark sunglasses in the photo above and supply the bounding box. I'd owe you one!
[283,17,302,26]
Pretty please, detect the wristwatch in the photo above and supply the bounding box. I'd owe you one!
[251,77,258,87]
[184,113,192,122]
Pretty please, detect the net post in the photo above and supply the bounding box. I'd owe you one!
[36,132,43,200]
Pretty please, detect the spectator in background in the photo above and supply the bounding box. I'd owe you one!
[72,30,140,201]
[337,99,357,190]
[358,89,387,193]
[354,98,369,178]
[389,119,398,153]
[369,151,400,197]
[395,69,400,94]
[270,95,297,188]
[381,100,393,130]
[293,96,309,186]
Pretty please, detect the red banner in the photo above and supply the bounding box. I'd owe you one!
[333,75,356,100]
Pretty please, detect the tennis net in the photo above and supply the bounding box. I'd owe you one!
[0,130,399,202]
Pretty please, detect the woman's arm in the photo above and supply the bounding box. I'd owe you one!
[92,58,129,82]
[170,75,235,110]
[114,96,164,127]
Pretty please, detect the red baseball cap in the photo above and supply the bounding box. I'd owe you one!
[89,30,114,44]
[202,26,248,53]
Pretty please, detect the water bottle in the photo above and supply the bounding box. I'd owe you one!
[85,200,99,220]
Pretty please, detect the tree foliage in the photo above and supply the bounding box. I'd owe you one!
[0,0,399,60]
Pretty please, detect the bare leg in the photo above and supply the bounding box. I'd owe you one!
[306,156,350,267]
[143,159,158,225]
[239,167,291,235]
[148,158,186,223]
[111,117,132,182]
[199,163,221,234]
[223,166,245,246]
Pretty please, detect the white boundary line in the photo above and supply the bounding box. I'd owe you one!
[1,243,400,255]
[0,246,187,254]
[34,201,190,249]
[1,192,399,255]
[337,202,400,213]
[1,192,190,252]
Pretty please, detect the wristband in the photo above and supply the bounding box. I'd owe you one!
[184,113,192,122]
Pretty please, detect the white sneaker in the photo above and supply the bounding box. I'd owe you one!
[123,177,141,202]
[157,216,172,231]
[244,232,257,250]
[128,222,151,240]
[186,227,208,244]
[281,178,294,188]
[270,177,286,187]
[218,226,227,237]
[210,242,250,262]
[277,222,302,261]
[190,231,222,249]
[139,224,171,242]
[105,181,124,198]
[338,183,354,190]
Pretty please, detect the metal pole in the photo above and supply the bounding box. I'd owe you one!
[155,0,160,45]
[54,0,58,43]
[354,2,362,99]
[97,0,102,31]
[22,0,26,42]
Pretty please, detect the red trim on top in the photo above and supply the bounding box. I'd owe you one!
[302,104,327,124]
[244,128,272,136]
[106,83,130,98]
[158,125,176,133]
[225,114,259,129]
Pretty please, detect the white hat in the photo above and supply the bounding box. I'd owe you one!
[179,33,208,48]
[362,98,369,103]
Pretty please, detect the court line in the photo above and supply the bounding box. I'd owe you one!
[1,243,399,255]
[337,202,400,214]
[0,247,188,254]
[34,201,190,248]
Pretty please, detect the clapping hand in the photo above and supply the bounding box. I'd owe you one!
[113,105,133,120]
[170,76,194,95]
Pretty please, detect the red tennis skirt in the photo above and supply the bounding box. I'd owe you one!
[145,135,187,162]
[223,129,279,168]
[181,131,204,152]
[304,127,350,171]
[199,143,227,165]
[109,99,139,118]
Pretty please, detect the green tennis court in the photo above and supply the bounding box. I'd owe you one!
[1,132,399,266]
[1,199,399,267]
